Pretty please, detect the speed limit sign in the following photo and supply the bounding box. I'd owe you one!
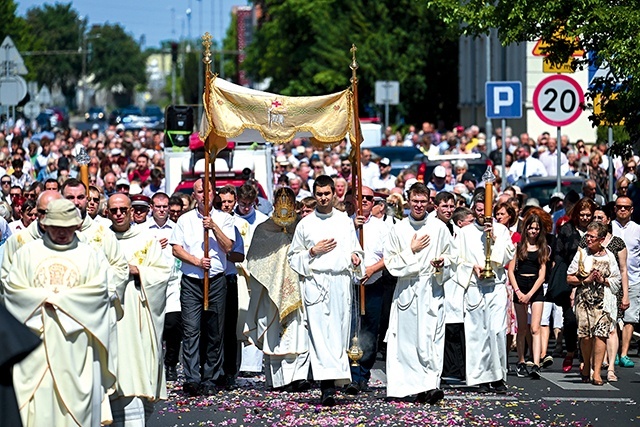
[533,75,584,127]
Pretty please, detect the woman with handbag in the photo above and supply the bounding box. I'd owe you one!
[547,198,598,372]
[567,222,621,385]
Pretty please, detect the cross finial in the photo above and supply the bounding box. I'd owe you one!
[350,44,358,84]
[202,32,213,71]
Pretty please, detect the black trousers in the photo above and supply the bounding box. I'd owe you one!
[163,311,183,367]
[223,274,240,378]
[442,323,466,379]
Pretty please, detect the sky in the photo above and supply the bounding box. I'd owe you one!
[16,0,250,48]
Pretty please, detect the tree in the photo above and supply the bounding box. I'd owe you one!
[244,0,459,128]
[23,3,83,104]
[431,0,640,154]
[87,23,147,106]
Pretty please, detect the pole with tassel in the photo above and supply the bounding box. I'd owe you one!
[201,32,213,311]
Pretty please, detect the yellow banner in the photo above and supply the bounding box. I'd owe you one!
[200,76,360,154]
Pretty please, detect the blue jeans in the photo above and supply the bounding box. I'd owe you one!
[181,274,226,387]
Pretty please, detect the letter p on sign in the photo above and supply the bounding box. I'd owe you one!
[485,81,522,119]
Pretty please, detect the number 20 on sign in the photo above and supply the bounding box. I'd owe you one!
[533,75,584,127]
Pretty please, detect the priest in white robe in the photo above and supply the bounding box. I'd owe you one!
[5,198,115,427]
[1,190,62,302]
[384,182,452,404]
[455,193,515,393]
[244,187,311,390]
[288,175,364,406]
[107,194,171,426]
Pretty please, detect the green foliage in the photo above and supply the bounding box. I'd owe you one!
[23,3,83,102]
[430,0,640,152]
[0,0,29,46]
[87,23,147,104]
[244,0,459,126]
[182,51,200,104]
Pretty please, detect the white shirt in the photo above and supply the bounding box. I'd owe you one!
[539,149,569,176]
[506,156,548,184]
[169,208,235,278]
[361,215,389,284]
[612,219,640,285]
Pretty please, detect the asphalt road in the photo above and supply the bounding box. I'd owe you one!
[147,351,640,427]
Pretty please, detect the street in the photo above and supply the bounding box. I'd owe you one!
[148,352,640,426]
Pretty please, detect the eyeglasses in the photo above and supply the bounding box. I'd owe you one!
[585,234,602,240]
[362,195,374,202]
[109,207,129,215]
[24,193,36,199]
[133,206,149,213]
[169,209,182,215]
[1,180,10,185]
[615,205,632,210]
[89,197,100,203]
[37,208,47,215]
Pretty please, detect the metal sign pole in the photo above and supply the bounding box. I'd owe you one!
[556,126,562,193]
[501,118,507,191]
[608,126,614,201]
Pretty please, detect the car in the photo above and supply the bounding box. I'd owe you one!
[109,106,143,126]
[369,146,424,177]
[85,107,105,122]
[519,175,606,207]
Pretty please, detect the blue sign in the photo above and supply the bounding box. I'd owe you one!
[485,81,522,119]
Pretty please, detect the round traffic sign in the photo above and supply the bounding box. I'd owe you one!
[533,75,584,127]
[23,101,41,119]
[0,75,28,106]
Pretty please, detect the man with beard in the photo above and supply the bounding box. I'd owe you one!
[107,193,170,426]
[455,192,515,393]
[345,186,390,395]
[383,183,452,404]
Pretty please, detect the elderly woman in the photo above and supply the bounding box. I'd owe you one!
[567,222,621,385]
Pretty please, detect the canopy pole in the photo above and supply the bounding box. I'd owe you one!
[350,44,365,316]
[202,32,214,311]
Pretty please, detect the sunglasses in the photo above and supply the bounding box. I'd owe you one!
[362,195,374,202]
[1,181,10,185]
[109,207,129,215]
[615,205,632,210]
[89,197,100,203]
[133,206,149,212]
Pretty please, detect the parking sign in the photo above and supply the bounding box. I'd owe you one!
[485,81,522,119]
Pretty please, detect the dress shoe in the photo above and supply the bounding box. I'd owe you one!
[491,380,508,394]
[423,388,444,404]
[344,381,360,395]
[291,379,311,392]
[321,388,336,406]
[358,380,370,392]
[183,382,201,397]
[165,366,178,382]
[476,383,491,394]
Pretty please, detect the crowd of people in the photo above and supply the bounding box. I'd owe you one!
[0,118,639,426]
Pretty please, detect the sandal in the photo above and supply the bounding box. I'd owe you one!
[607,371,618,382]
[592,377,604,386]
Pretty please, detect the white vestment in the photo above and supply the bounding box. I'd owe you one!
[244,219,310,388]
[5,235,115,427]
[383,215,453,397]
[236,209,268,372]
[288,208,364,384]
[455,221,515,386]
[111,226,171,411]
[1,220,43,302]
[443,224,464,324]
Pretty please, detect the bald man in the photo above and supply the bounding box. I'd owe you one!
[1,190,62,301]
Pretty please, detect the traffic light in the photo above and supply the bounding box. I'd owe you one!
[171,42,178,65]
[164,105,194,148]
